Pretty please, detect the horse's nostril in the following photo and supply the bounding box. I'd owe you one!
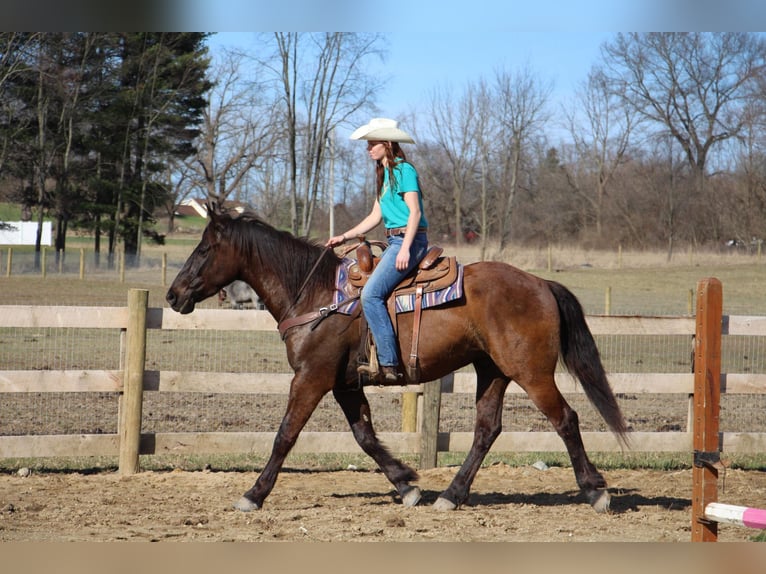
[166,291,175,305]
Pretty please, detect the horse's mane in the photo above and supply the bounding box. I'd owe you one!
[217,210,342,300]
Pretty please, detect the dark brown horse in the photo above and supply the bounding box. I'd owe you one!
[166,205,629,513]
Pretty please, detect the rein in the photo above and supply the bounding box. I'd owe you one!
[294,245,332,306]
[276,242,361,339]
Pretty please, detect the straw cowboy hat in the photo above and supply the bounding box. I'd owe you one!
[349,118,415,144]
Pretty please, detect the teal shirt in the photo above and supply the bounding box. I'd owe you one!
[379,161,428,229]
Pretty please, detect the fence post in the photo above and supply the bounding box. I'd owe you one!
[419,378,442,469]
[161,252,168,286]
[5,247,11,277]
[691,277,722,542]
[401,391,418,433]
[79,248,85,280]
[119,288,148,475]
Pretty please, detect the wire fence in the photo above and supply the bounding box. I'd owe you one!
[2,244,765,449]
[1,325,764,438]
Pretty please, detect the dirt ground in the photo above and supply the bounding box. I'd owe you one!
[2,463,765,542]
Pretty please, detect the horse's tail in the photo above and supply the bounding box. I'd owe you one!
[546,280,630,446]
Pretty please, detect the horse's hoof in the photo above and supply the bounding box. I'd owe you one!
[432,496,457,511]
[401,486,421,507]
[587,489,611,514]
[233,496,260,512]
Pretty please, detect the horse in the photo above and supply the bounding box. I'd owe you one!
[218,280,262,309]
[166,204,629,513]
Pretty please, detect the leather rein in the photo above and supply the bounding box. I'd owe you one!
[276,241,361,340]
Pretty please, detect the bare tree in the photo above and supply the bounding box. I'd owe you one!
[421,81,487,247]
[474,80,494,260]
[730,93,766,244]
[263,32,385,235]
[601,33,766,241]
[490,66,551,250]
[0,33,42,174]
[564,68,636,241]
[158,158,196,233]
[192,48,280,208]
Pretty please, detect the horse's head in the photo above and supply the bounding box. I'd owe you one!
[166,203,241,314]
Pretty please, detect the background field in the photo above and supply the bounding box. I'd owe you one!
[3,236,765,314]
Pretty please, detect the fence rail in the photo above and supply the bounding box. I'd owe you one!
[1,278,765,474]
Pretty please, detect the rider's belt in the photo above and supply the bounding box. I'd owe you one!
[385,226,428,237]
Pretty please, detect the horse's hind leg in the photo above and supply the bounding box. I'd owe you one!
[332,387,421,507]
[434,360,509,511]
[522,375,611,513]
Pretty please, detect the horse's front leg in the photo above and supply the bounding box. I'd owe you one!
[234,373,328,512]
[332,387,421,507]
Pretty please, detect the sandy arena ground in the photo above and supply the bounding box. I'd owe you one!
[2,463,765,542]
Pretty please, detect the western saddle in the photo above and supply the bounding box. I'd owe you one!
[344,238,458,385]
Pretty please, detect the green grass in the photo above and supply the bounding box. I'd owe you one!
[534,263,766,316]
[3,450,766,475]
[0,203,22,220]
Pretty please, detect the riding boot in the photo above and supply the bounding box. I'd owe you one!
[379,365,402,384]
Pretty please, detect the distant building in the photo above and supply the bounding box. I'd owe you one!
[174,198,250,218]
[0,221,52,246]
[175,198,208,218]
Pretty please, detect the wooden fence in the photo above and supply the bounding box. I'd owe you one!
[1,277,765,475]
[3,245,170,284]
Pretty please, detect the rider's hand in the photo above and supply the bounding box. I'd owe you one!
[325,234,347,248]
[395,249,410,271]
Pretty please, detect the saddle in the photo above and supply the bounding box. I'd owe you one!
[348,241,456,292]
[346,239,459,384]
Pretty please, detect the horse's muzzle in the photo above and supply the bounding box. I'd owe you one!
[166,289,195,314]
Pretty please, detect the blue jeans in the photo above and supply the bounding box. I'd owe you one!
[360,232,428,367]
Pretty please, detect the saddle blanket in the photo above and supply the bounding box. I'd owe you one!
[333,257,464,315]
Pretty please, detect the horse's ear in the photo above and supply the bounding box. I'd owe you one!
[206,201,223,224]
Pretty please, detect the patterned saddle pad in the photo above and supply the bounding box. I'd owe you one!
[332,257,464,315]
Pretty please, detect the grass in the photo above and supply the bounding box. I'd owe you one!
[0,203,23,221]
[2,235,765,315]
[3,450,766,475]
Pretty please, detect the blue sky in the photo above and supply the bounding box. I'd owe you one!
[210,30,614,138]
[367,31,615,120]
[13,1,760,138]
[201,1,766,141]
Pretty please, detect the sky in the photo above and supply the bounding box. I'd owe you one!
[8,1,766,128]
[209,30,614,141]
[8,0,765,140]
[197,0,766,142]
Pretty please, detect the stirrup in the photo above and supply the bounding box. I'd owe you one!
[380,366,402,384]
[356,348,378,387]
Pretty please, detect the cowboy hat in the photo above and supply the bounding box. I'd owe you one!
[349,118,415,144]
